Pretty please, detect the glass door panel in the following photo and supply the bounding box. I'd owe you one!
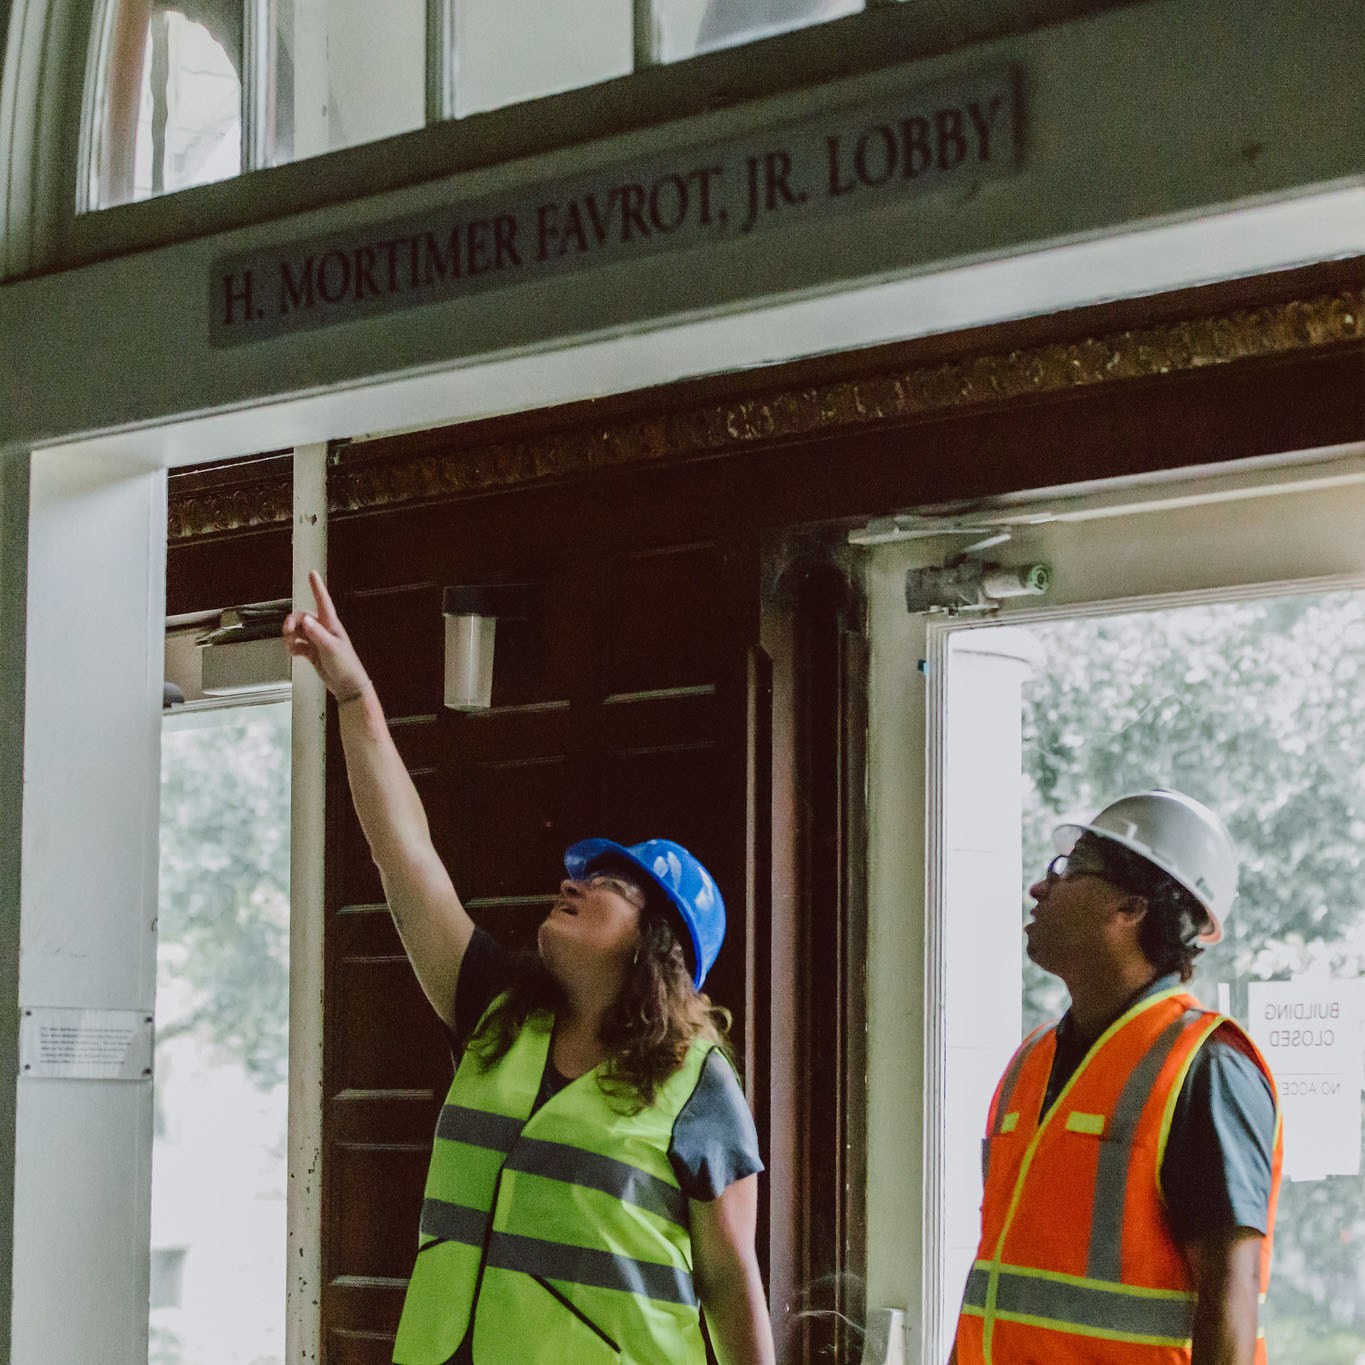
[1014,593,1365,1362]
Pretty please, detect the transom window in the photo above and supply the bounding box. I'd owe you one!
[85,0,866,209]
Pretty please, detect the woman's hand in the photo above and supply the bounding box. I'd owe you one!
[283,570,372,703]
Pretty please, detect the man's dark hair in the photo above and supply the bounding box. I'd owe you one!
[1083,835,1211,981]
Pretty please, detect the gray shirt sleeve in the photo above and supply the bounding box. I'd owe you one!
[1161,1025,1277,1245]
[668,1050,764,1202]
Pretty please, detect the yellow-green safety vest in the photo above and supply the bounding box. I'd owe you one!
[392,999,715,1364]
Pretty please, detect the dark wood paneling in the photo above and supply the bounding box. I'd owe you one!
[329,1090,438,1146]
[334,955,450,1091]
[166,526,291,615]
[460,753,569,900]
[331,1143,431,1280]
[340,260,1363,494]
[604,542,726,696]
[327,1280,409,1335]
[323,460,763,1360]
[343,583,444,720]
[326,1328,403,1365]
[750,349,1365,531]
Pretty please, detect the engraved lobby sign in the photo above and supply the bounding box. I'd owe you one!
[210,68,1018,347]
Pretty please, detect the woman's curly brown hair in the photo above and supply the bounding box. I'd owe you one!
[468,909,733,1112]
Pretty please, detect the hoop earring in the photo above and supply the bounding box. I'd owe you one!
[632,947,640,968]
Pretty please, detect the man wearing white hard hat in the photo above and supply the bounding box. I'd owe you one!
[952,790,1282,1365]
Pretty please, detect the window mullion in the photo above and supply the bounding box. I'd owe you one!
[632,0,658,70]
[427,0,454,124]
[242,0,265,170]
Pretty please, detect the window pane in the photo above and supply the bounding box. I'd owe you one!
[453,0,633,119]
[655,0,863,62]
[1019,592,1365,1360]
[151,703,290,1365]
[265,0,425,164]
[91,6,242,208]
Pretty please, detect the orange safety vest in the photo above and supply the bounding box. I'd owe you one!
[955,987,1282,1365]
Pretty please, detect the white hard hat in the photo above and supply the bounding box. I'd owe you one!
[1054,790,1236,943]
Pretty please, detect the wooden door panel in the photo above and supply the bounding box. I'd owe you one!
[331,1143,430,1279]
[605,542,726,696]
[457,754,569,900]
[600,743,725,853]
[465,901,554,955]
[342,583,444,720]
[389,715,440,770]
[329,1090,438,1146]
[598,688,718,746]
[327,1329,404,1365]
[334,956,449,1091]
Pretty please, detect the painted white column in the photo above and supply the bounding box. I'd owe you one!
[12,452,165,1365]
[287,443,326,1364]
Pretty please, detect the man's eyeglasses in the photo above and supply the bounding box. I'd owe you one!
[1043,851,1109,885]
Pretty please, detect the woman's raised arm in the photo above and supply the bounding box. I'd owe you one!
[285,570,474,1027]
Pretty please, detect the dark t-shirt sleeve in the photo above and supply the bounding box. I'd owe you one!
[1161,1025,1277,1245]
[668,1051,764,1202]
[449,927,519,1052]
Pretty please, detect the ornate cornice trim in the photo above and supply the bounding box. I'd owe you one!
[330,287,1361,515]
[168,473,293,541]
[170,287,1362,538]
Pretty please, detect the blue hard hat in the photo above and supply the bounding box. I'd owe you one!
[562,837,726,989]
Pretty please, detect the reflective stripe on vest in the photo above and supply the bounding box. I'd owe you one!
[961,1261,1196,1346]
[392,999,714,1365]
[956,988,1282,1365]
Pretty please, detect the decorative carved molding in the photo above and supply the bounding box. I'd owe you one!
[330,287,1362,514]
[168,474,293,540]
[171,287,1362,537]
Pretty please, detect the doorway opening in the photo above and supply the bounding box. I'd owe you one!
[152,700,291,1365]
[937,587,1365,1364]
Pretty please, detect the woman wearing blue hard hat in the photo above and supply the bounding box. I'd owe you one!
[285,573,774,1365]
